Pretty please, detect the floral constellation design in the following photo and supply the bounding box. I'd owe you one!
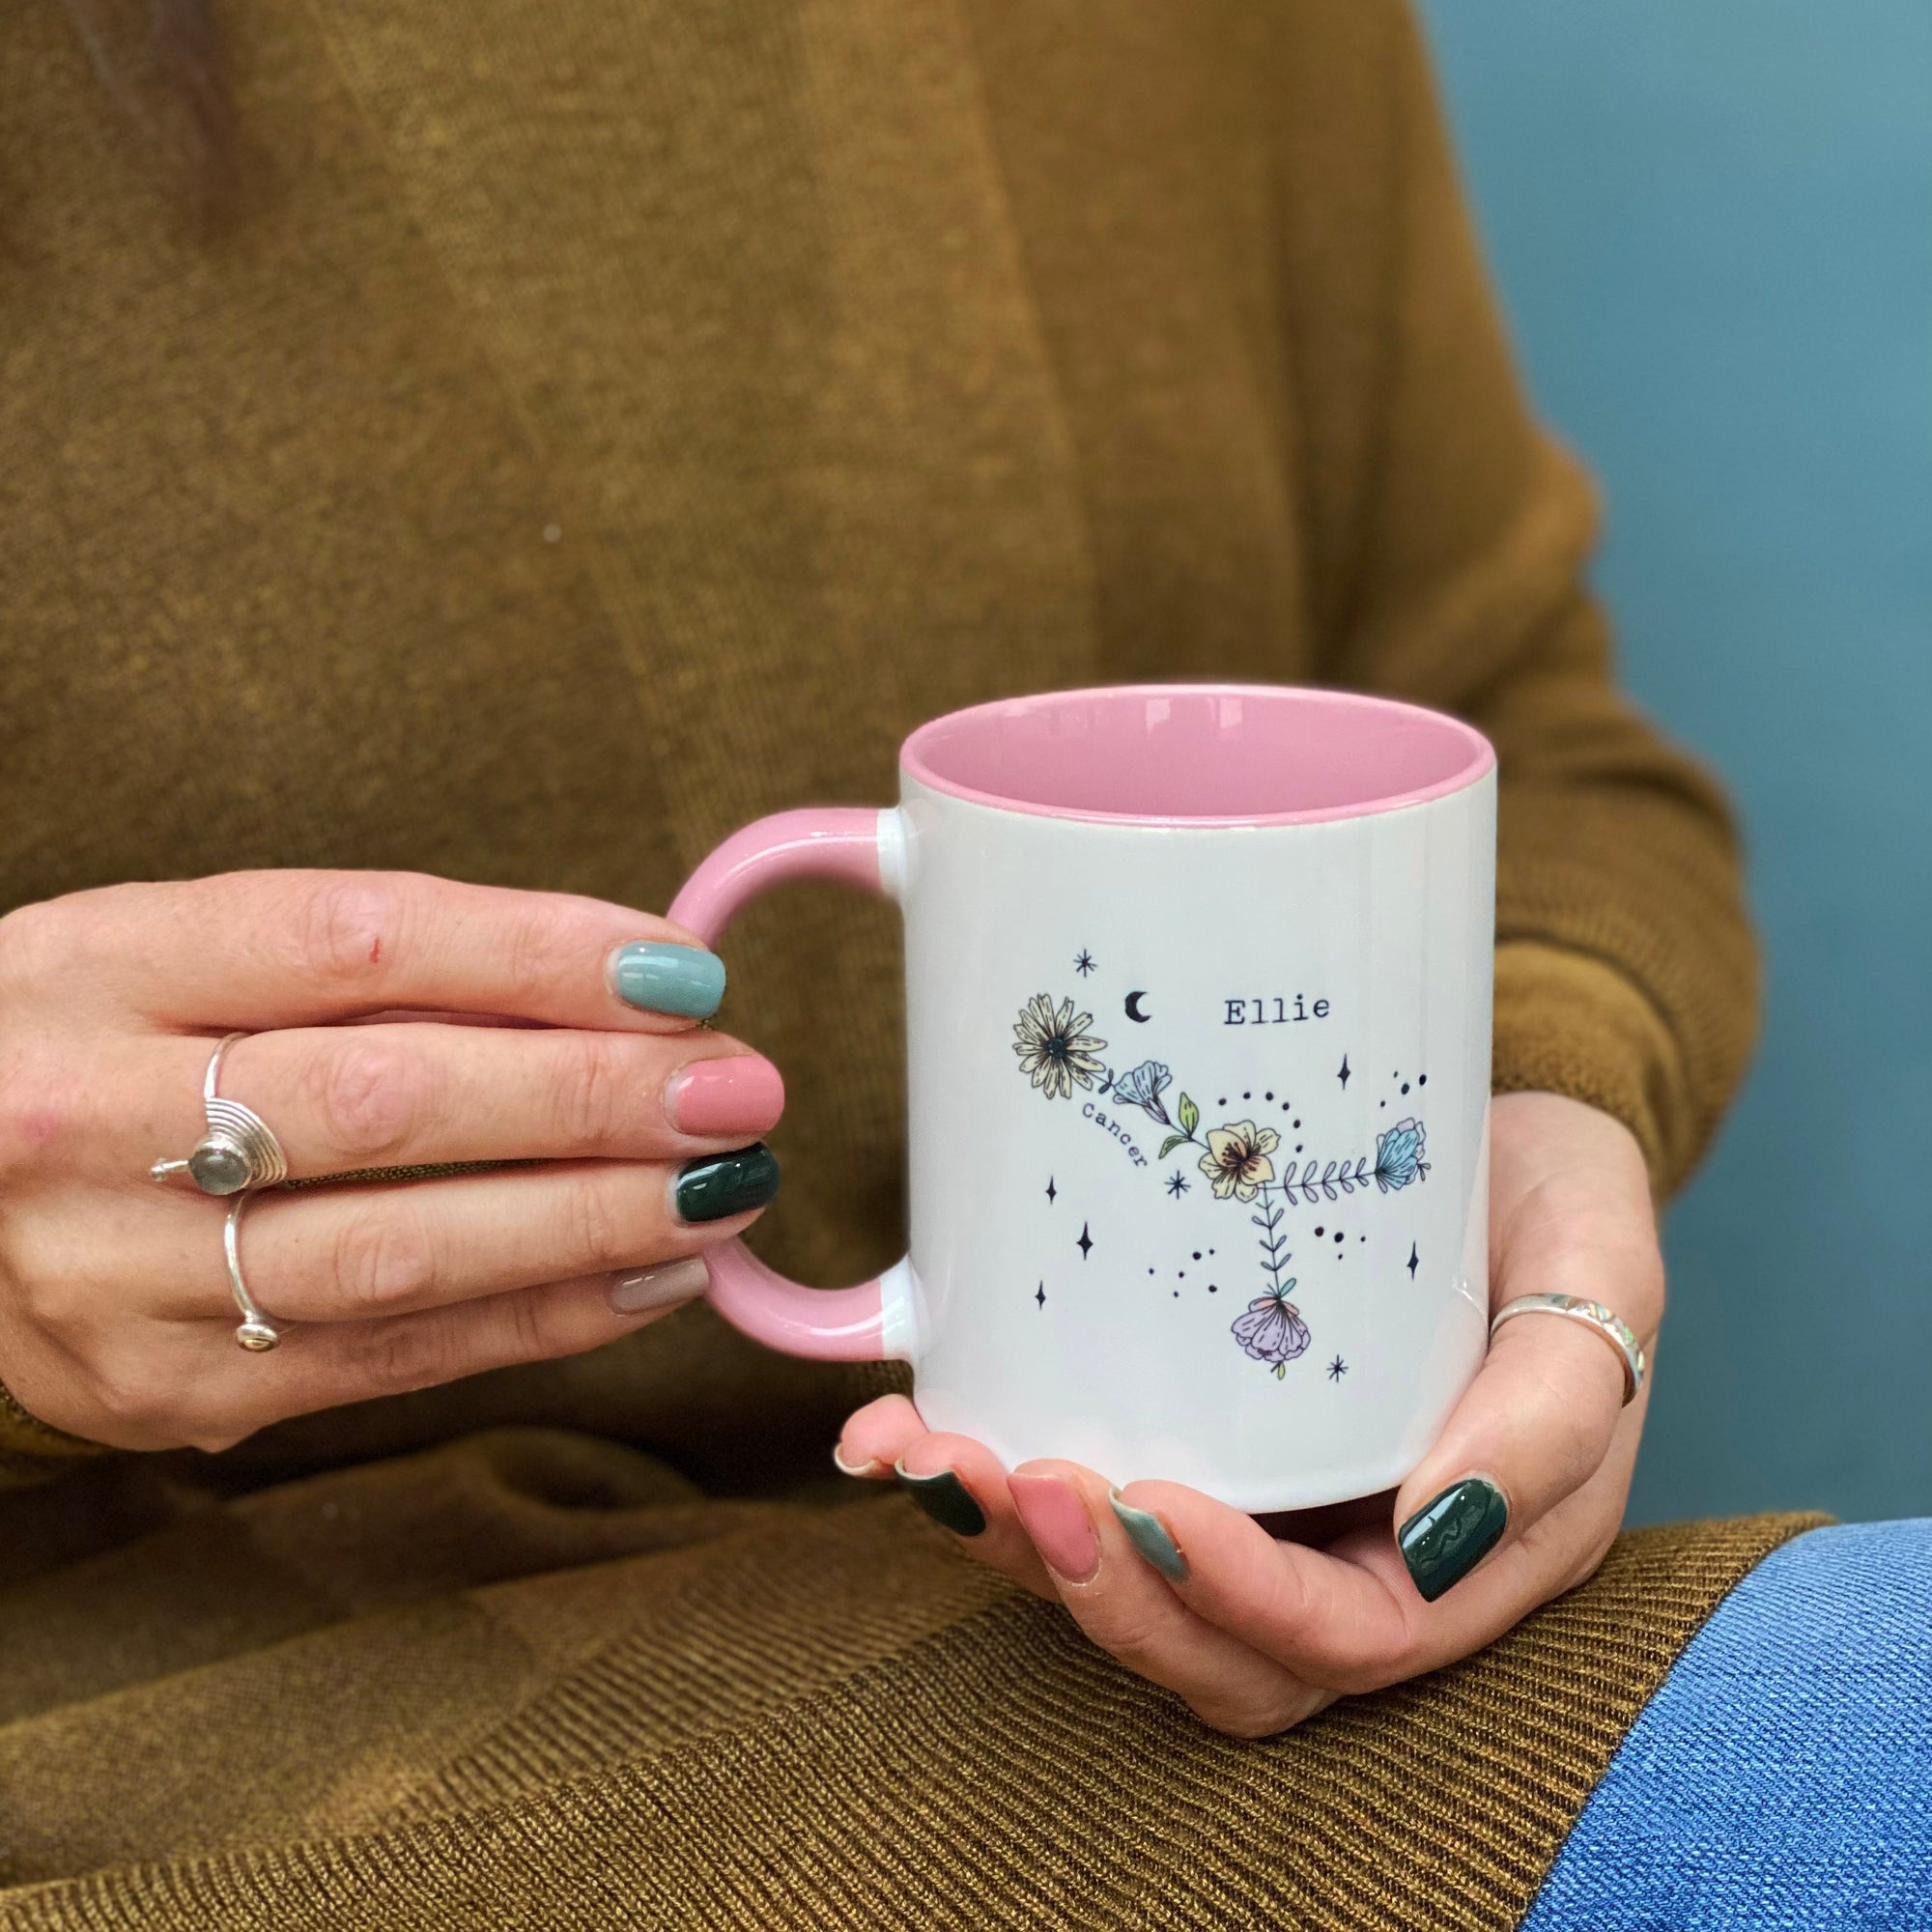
[1012,993,1430,1379]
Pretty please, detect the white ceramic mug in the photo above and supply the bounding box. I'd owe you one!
[671,684,1496,1513]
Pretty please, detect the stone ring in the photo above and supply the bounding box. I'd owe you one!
[151,1033,290,1196]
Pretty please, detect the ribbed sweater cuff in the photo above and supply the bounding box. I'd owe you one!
[0,1380,113,1490]
[1492,939,1683,1185]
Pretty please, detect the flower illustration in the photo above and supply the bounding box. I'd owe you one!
[1011,994,1108,1101]
[1110,1060,1173,1124]
[1231,1283,1311,1378]
[1199,1120,1279,1201]
[1373,1117,1429,1192]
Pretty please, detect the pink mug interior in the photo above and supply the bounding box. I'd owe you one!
[900,683,1493,827]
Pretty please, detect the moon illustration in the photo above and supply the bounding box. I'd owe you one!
[1124,990,1152,1023]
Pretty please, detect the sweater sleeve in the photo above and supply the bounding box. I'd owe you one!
[0,1378,113,1489]
[1314,2,1759,1194]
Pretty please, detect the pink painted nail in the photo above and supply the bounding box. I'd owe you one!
[609,1253,709,1314]
[1009,1472,1100,1584]
[666,1055,785,1137]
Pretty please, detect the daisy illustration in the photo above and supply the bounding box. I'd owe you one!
[1010,994,1108,1101]
[1199,1120,1280,1202]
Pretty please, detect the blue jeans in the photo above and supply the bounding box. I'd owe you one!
[1525,1520,1932,1929]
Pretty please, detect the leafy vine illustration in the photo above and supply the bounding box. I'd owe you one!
[1011,992,1430,1379]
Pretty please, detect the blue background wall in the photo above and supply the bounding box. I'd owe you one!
[1418,2,1932,1523]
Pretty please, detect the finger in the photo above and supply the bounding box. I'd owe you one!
[133,1025,783,1182]
[1115,1478,1423,1691]
[894,1432,1057,1601]
[1122,1344,1653,1696]
[204,1262,715,1444]
[42,871,727,1031]
[1324,1384,1651,1673]
[142,1149,778,1323]
[834,1394,925,1478]
[1009,1461,1325,1738]
[1387,1289,1652,1612]
[12,1253,717,1455]
[1393,1319,1620,1588]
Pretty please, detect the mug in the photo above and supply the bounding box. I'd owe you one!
[669,684,1496,1513]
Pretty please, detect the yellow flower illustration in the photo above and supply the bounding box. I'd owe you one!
[1011,993,1108,1101]
[1199,1120,1280,1201]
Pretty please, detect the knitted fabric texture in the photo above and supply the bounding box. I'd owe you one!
[0,1480,1822,1928]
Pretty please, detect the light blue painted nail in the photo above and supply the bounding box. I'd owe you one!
[1109,1490,1189,1581]
[609,942,726,1018]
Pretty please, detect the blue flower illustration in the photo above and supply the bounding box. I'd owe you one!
[1373,1117,1429,1192]
[1109,1059,1173,1124]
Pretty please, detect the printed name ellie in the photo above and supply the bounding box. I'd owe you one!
[1224,995,1330,1026]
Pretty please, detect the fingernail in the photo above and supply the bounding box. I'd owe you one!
[1108,1490,1189,1581]
[1398,1476,1509,1603]
[609,1253,710,1314]
[895,1461,986,1537]
[832,1442,881,1478]
[672,1143,781,1223]
[1010,1472,1100,1583]
[666,1055,785,1137]
[609,942,726,1018]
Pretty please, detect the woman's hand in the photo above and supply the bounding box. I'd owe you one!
[0,869,784,1452]
[838,1092,1662,1738]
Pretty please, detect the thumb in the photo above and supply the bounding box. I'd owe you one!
[1390,1294,1644,1604]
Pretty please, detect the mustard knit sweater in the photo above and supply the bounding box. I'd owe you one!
[0,2,1800,1925]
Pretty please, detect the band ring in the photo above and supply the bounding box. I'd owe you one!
[1490,1293,1646,1406]
[224,1192,283,1351]
[151,1033,289,1196]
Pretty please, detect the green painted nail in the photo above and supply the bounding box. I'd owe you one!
[610,942,726,1018]
[1398,1476,1509,1602]
[1109,1491,1188,1580]
[672,1143,780,1223]
[895,1463,986,1537]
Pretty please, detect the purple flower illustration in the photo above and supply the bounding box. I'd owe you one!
[1373,1117,1429,1192]
[1231,1282,1311,1380]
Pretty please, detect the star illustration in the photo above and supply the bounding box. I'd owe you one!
[1406,1241,1420,1281]
[1073,949,1096,976]
[1044,1176,1057,1204]
[1327,1354,1349,1381]
[1165,1171,1190,1198]
[1036,1282,1047,1309]
[1337,1054,1351,1090]
[1077,1222,1094,1259]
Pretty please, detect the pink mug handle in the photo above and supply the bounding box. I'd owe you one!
[668,808,916,1362]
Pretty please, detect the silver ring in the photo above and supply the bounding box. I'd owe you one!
[224,1192,283,1351]
[1490,1293,1647,1406]
[151,1034,289,1195]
